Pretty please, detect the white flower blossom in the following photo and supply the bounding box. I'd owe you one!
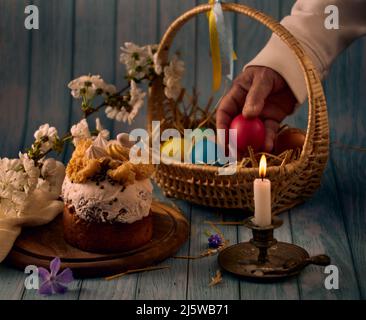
[127,80,145,123]
[163,55,185,100]
[38,158,61,193]
[108,107,129,123]
[95,118,110,140]
[105,81,145,125]
[105,106,119,120]
[33,124,59,153]
[153,53,163,75]
[147,44,157,59]
[36,178,51,193]
[120,42,149,78]
[0,158,25,205]
[34,158,65,195]
[102,83,117,97]
[70,119,91,145]
[19,153,40,194]
[0,153,65,216]
[40,158,57,179]
[0,155,41,214]
[68,75,115,100]
[120,42,157,80]
[116,108,129,123]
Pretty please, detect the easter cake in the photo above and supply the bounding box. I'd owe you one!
[61,134,155,253]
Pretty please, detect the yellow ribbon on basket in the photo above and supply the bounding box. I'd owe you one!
[208,0,237,92]
[208,1,222,92]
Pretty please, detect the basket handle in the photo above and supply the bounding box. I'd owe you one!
[156,3,329,160]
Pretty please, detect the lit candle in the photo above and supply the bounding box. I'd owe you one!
[254,155,272,227]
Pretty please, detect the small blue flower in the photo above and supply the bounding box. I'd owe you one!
[208,234,223,249]
[38,257,74,296]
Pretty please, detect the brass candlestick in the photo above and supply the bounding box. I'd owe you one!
[218,217,331,281]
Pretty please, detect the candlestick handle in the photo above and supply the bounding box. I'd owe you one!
[308,254,331,266]
[282,254,331,274]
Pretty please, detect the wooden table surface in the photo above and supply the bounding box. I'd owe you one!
[0,0,365,300]
[1,156,365,301]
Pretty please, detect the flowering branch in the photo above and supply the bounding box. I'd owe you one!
[29,134,73,164]
[24,42,185,164]
[1,42,186,222]
[83,84,130,117]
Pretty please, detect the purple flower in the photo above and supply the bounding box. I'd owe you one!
[38,257,74,296]
[208,234,223,249]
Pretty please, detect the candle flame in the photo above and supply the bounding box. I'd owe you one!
[259,155,267,178]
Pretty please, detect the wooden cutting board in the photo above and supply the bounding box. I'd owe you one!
[6,201,189,278]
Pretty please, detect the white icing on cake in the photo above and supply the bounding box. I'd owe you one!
[85,134,110,159]
[61,177,153,224]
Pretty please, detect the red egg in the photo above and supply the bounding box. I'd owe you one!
[229,115,265,153]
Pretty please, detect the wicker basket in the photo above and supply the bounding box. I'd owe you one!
[148,3,329,214]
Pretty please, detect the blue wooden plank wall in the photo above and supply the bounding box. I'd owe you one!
[0,0,365,300]
[3,0,364,156]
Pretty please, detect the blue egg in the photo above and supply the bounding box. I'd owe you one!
[191,139,223,166]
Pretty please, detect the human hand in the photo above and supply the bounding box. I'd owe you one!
[216,66,297,153]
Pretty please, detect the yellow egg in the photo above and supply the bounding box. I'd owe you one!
[161,138,190,162]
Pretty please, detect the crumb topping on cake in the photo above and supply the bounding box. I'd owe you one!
[62,133,154,224]
[65,134,154,185]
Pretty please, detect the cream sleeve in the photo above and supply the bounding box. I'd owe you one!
[245,0,366,104]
